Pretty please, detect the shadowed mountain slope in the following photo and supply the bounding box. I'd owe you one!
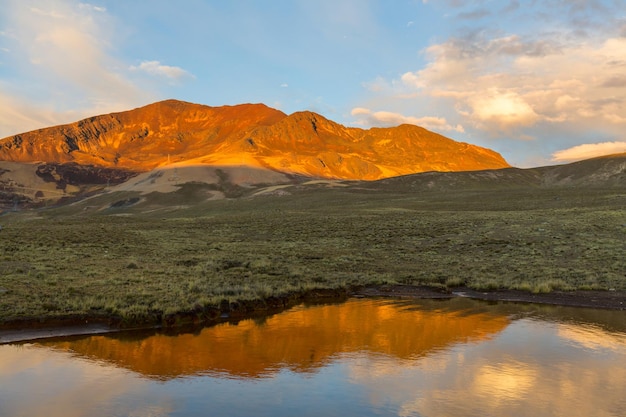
[366,153,626,192]
[537,152,626,187]
[0,99,510,180]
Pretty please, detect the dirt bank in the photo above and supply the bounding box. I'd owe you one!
[353,285,626,310]
[0,288,349,344]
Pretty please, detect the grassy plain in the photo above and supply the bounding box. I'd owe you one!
[0,185,625,325]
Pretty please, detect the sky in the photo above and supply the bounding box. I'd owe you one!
[1,0,626,167]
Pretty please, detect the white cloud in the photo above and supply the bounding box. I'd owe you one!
[552,141,626,162]
[351,107,464,133]
[351,107,370,116]
[29,7,65,19]
[398,33,626,136]
[467,89,539,129]
[0,93,58,134]
[0,0,153,138]
[129,60,194,80]
[356,2,626,167]
[78,3,106,13]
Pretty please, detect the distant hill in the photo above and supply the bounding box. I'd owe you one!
[537,152,626,187]
[0,99,509,180]
[366,153,626,191]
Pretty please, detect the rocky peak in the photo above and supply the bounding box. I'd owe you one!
[0,100,510,180]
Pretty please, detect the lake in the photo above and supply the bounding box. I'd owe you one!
[1,298,625,417]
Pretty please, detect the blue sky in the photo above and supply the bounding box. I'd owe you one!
[1,0,626,167]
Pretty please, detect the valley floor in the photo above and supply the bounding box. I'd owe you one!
[1,186,625,332]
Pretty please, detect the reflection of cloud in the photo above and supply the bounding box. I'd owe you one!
[351,107,464,133]
[2,309,625,416]
[125,405,172,417]
[558,323,626,351]
[0,344,174,417]
[552,141,626,162]
[472,362,538,402]
[349,319,626,417]
[0,343,50,374]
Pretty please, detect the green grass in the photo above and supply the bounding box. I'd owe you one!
[0,185,625,325]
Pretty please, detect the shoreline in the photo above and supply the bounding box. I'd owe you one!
[1,285,624,345]
[353,285,626,310]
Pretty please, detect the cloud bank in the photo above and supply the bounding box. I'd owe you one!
[552,141,626,162]
[0,1,140,136]
[0,0,192,138]
[399,34,626,134]
[354,1,626,165]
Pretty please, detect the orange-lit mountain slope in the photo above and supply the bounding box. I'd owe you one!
[0,99,510,180]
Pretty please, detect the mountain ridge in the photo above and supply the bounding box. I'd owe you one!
[0,99,510,180]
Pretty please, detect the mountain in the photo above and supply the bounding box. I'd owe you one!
[0,100,285,171]
[0,99,510,180]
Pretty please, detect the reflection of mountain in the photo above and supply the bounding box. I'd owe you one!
[41,299,509,380]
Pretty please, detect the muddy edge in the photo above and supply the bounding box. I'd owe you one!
[1,285,624,344]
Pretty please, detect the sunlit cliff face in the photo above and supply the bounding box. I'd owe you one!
[0,100,510,180]
[40,299,509,379]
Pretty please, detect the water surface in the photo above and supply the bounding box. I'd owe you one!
[1,298,625,417]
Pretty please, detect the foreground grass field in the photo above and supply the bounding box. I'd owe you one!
[0,185,625,325]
